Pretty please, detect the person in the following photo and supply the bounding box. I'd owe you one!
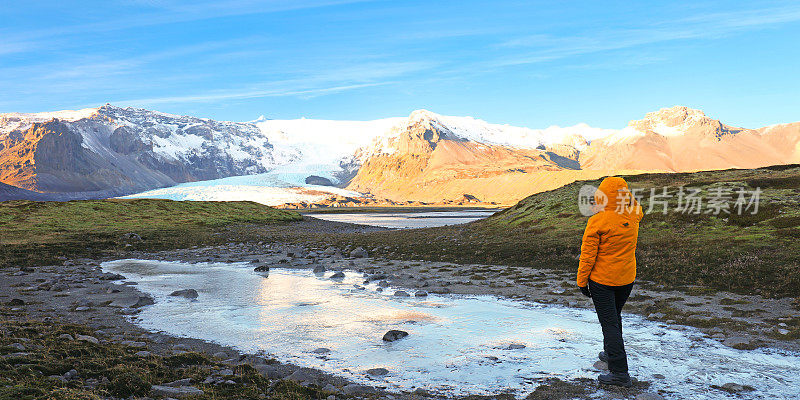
[576,176,643,387]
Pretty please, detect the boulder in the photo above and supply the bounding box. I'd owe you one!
[414,291,428,297]
[350,247,368,258]
[313,265,327,274]
[394,290,410,297]
[382,330,409,342]
[723,336,752,348]
[169,289,199,300]
[254,265,270,272]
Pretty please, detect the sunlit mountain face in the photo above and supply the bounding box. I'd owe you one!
[1,105,799,205]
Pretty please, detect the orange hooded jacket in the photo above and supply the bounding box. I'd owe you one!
[576,177,643,288]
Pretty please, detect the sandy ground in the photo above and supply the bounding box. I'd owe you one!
[2,222,797,399]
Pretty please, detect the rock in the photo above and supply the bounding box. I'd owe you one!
[212,351,228,359]
[163,378,192,387]
[63,369,78,380]
[723,336,751,348]
[636,393,665,400]
[377,280,390,288]
[122,232,143,241]
[253,364,280,379]
[9,343,25,351]
[76,335,99,344]
[305,175,334,186]
[350,247,368,258]
[341,384,376,395]
[135,350,152,357]
[312,347,331,354]
[330,271,345,280]
[413,388,430,396]
[353,284,365,290]
[394,290,410,297]
[74,306,90,312]
[8,299,25,306]
[506,343,526,350]
[169,289,199,299]
[100,272,125,280]
[777,328,790,335]
[593,361,609,370]
[219,369,233,376]
[323,247,337,256]
[151,385,204,398]
[414,291,428,297]
[366,367,389,376]
[57,334,74,341]
[285,368,317,385]
[254,265,270,272]
[121,340,146,348]
[720,382,749,393]
[382,330,409,342]
[652,373,665,379]
[313,265,327,274]
[648,312,665,319]
[111,294,155,308]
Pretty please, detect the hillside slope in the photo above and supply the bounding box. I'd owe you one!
[337,165,800,298]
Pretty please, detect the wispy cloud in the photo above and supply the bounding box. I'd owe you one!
[494,4,800,67]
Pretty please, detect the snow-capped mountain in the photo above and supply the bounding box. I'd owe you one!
[2,104,799,205]
[0,105,283,196]
[580,106,800,171]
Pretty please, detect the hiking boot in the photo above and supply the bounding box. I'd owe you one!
[598,351,609,362]
[598,372,633,387]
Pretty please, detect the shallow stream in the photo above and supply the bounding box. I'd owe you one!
[102,259,800,399]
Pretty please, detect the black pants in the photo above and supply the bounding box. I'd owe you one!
[589,279,633,373]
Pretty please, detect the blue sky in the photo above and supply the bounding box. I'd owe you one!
[1,0,799,128]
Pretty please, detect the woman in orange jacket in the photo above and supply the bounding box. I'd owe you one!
[577,176,643,387]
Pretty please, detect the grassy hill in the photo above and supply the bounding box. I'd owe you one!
[0,199,301,268]
[340,164,800,298]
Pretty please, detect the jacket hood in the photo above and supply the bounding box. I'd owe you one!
[596,176,637,213]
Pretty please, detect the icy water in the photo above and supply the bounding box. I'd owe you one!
[307,210,501,229]
[103,260,800,399]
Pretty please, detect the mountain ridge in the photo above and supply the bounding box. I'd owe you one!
[1,104,799,205]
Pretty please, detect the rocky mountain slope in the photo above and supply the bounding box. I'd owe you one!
[0,105,285,197]
[580,106,800,171]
